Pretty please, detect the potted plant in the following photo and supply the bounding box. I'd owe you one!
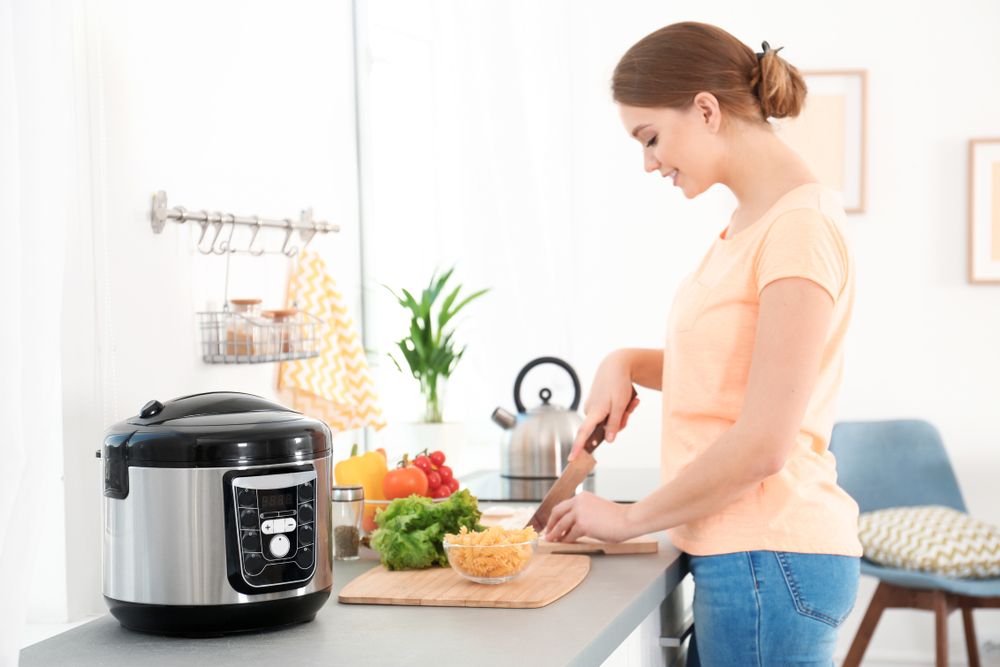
[374,268,489,476]
[384,266,489,423]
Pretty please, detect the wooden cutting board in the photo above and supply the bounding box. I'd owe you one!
[536,535,659,555]
[338,554,589,609]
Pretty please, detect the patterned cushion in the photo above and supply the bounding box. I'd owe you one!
[858,505,1000,579]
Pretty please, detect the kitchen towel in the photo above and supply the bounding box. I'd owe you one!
[278,251,386,433]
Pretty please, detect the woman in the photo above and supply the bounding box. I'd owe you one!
[543,22,862,666]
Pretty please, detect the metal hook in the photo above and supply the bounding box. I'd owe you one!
[300,221,319,254]
[296,207,318,256]
[247,216,265,256]
[205,212,225,255]
[214,212,237,255]
[175,206,188,223]
[281,218,298,257]
[196,211,215,254]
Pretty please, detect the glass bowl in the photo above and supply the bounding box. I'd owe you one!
[442,537,538,584]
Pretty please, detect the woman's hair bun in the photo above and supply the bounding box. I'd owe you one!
[751,48,808,120]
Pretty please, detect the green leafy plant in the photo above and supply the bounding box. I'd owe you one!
[370,489,483,570]
[384,267,489,423]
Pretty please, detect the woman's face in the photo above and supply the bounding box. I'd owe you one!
[617,93,724,198]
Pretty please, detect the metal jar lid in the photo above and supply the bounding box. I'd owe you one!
[331,485,364,502]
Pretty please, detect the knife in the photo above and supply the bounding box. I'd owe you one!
[525,388,638,534]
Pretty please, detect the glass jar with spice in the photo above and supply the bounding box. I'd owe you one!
[226,298,262,357]
[262,308,299,356]
[331,485,364,560]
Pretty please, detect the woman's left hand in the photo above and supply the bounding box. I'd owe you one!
[543,492,634,543]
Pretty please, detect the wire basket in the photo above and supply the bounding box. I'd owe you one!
[197,310,323,364]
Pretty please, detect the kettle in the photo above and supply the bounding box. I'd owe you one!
[491,356,588,479]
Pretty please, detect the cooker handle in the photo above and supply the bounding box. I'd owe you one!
[128,391,294,425]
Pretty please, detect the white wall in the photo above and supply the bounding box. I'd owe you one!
[357,0,1000,663]
[48,0,363,623]
[19,0,1000,663]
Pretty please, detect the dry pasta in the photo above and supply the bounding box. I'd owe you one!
[443,525,538,579]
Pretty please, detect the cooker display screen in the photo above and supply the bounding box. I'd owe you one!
[258,488,296,512]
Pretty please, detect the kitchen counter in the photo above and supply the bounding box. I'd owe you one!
[21,523,689,667]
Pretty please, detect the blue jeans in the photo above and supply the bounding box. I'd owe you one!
[686,551,860,667]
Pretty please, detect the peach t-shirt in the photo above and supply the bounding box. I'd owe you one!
[661,182,863,557]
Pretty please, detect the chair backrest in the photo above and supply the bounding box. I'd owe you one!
[829,419,966,514]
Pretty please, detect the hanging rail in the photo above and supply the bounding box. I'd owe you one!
[150,190,340,257]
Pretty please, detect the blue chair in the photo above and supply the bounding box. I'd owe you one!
[830,420,1000,667]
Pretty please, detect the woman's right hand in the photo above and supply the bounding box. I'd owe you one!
[568,350,640,461]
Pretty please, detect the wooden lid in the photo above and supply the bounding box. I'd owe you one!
[229,298,262,306]
[262,308,298,319]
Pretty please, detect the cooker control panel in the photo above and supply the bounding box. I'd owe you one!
[228,469,317,591]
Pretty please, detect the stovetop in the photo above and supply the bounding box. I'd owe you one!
[460,467,661,503]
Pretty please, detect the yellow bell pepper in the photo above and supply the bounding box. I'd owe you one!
[334,444,388,531]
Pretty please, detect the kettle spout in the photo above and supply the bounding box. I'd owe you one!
[491,407,517,430]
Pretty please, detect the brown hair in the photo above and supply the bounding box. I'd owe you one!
[612,22,807,124]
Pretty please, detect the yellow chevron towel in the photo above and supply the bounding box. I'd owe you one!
[278,251,385,433]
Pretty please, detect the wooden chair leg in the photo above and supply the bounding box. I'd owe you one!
[962,606,981,667]
[843,582,892,667]
[933,591,949,667]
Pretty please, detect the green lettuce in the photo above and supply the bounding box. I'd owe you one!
[370,489,483,570]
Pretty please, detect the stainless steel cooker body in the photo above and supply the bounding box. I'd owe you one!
[100,392,334,635]
[103,457,332,606]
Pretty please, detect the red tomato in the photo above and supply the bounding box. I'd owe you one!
[437,465,453,483]
[429,450,446,467]
[413,455,432,473]
[433,485,451,499]
[447,478,459,493]
[382,466,429,499]
[426,471,442,490]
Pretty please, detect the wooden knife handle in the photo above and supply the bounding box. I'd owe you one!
[582,387,638,454]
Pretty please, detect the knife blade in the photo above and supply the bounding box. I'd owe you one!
[525,388,638,534]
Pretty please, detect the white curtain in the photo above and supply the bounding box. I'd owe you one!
[0,0,73,663]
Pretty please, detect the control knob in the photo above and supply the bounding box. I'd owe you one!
[269,534,290,559]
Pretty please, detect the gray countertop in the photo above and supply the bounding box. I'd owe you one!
[22,532,686,667]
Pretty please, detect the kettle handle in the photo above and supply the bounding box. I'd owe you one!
[513,356,581,413]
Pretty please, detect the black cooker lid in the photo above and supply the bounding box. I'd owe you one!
[104,392,331,468]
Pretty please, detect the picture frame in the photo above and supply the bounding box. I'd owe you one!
[968,138,1000,284]
[774,70,868,214]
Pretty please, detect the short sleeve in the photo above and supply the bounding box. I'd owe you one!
[753,209,848,303]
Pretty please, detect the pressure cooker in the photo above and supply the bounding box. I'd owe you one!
[100,391,332,636]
